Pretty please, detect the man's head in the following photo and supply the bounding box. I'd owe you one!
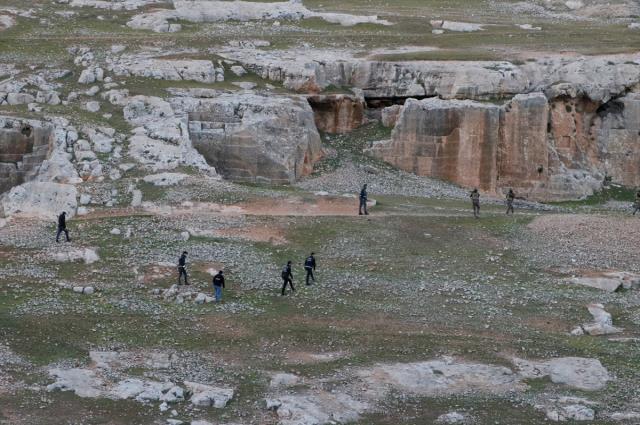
[473,188,478,193]
[218,270,224,275]
[61,211,66,216]
[287,260,292,265]
[363,184,367,189]
[310,252,315,256]
[182,251,188,256]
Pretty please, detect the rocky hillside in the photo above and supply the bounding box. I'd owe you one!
[1,1,640,425]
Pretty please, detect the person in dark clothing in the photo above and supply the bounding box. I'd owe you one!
[178,251,189,285]
[56,211,71,243]
[304,252,316,286]
[213,270,225,302]
[633,190,640,215]
[359,184,369,215]
[505,189,515,215]
[470,188,480,218]
[281,261,294,295]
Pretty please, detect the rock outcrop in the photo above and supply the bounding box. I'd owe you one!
[221,50,640,102]
[1,182,78,219]
[180,93,323,184]
[307,94,365,133]
[0,118,52,194]
[368,90,640,201]
[127,0,391,32]
[367,98,502,193]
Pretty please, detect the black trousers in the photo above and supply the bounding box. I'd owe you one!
[472,202,480,217]
[178,267,188,285]
[305,267,315,285]
[359,198,368,215]
[506,201,514,214]
[56,226,70,242]
[282,277,294,295]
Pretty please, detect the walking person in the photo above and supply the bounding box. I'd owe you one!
[633,189,640,215]
[212,270,225,302]
[359,184,369,215]
[281,260,295,295]
[505,188,515,215]
[56,211,71,243]
[470,188,480,219]
[304,252,316,286]
[177,251,189,285]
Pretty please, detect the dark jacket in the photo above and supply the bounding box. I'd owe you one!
[282,264,292,279]
[178,254,187,268]
[470,191,480,203]
[304,256,316,270]
[213,273,225,288]
[507,191,515,201]
[58,213,66,229]
[360,187,367,201]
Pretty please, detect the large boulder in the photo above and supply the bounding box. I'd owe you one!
[306,94,365,133]
[183,93,323,184]
[1,182,77,218]
[367,98,501,192]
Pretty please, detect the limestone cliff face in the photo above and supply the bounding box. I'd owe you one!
[183,93,323,184]
[224,50,640,102]
[307,94,365,134]
[595,93,640,188]
[497,93,549,194]
[368,92,640,201]
[0,118,52,194]
[369,98,500,191]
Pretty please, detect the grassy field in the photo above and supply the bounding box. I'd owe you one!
[1,187,638,423]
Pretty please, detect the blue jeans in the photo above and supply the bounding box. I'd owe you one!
[214,286,222,301]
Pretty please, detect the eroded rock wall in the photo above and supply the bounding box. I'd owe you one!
[369,91,640,201]
[182,93,323,184]
[497,93,549,194]
[369,98,501,192]
[307,94,365,134]
[0,118,52,194]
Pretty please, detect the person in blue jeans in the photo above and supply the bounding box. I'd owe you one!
[213,270,225,302]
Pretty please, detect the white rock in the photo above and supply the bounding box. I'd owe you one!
[80,194,91,205]
[78,68,96,84]
[430,20,484,32]
[142,173,188,186]
[110,228,121,235]
[436,412,468,424]
[184,381,234,408]
[84,101,101,113]
[131,189,143,207]
[230,65,247,76]
[270,373,300,388]
[565,0,584,10]
[2,182,77,219]
[180,231,190,241]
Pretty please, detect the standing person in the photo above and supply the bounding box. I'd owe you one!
[304,252,316,286]
[281,260,295,296]
[359,184,369,215]
[505,188,515,215]
[177,251,189,285]
[212,270,225,302]
[633,189,640,215]
[470,188,480,219]
[56,211,71,243]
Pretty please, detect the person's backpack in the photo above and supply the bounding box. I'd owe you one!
[305,257,313,268]
[281,265,289,278]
